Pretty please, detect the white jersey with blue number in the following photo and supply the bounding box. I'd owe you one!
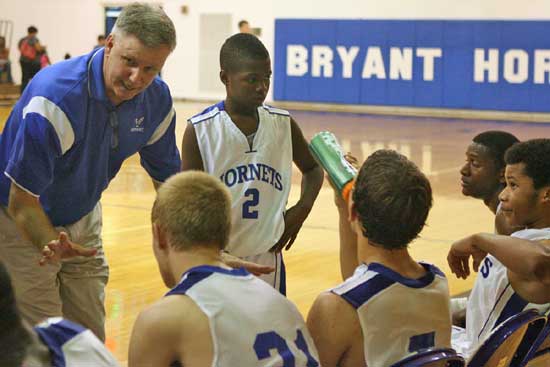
[464,228,550,354]
[33,317,119,367]
[166,265,319,367]
[331,262,452,367]
[190,102,292,257]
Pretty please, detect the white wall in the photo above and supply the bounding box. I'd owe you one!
[2,0,550,101]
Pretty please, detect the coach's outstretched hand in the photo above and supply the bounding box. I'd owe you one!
[447,235,488,279]
[220,251,275,276]
[39,232,97,266]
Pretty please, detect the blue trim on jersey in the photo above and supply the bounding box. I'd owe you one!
[478,282,512,338]
[368,262,439,288]
[34,319,87,367]
[280,255,287,296]
[335,262,441,309]
[493,291,529,331]
[338,273,395,309]
[262,105,290,117]
[166,265,250,296]
[190,101,225,125]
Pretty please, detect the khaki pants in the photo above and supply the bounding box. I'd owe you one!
[0,203,109,341]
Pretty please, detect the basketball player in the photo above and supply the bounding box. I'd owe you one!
[128,171,319,367]
[180,33,323,293]
[460,130,519,234]
[307,150,452,367]
[452,131,520,326]
[0,260,119,367]
[449,139,550,357]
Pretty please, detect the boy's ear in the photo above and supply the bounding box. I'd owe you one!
[153,222,169,250]
[220,70,228,85]
[498,167,506,184]
[542,186,550,203]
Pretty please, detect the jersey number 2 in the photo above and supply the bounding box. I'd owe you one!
[243,188,259,219]
[254,330,318,366]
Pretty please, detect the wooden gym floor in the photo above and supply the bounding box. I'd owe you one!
[1,102,550,363]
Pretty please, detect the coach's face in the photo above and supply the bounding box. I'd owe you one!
[103,33,171,106]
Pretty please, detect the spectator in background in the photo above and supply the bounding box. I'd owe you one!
[18,26,44,92]
[238,20,251,34]
[64,53,71,60]
[93,34,106,51]
[0,36,13,84]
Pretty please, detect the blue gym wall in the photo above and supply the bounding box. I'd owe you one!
[274,19,550,112]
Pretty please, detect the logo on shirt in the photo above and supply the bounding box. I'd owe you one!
[131,116,145,132]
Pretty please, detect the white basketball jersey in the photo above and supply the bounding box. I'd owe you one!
[465,228,550,354]
[32,317,119,367]
[331,262,452,367]
[166,265,319,367]
[190,102,292,256]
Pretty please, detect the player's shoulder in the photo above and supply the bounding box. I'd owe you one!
[189,101,226,125]
[137,295,197,334]
[309,290,358,331]
[260,104,290,117]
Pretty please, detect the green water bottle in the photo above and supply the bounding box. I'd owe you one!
[309,131,357,202]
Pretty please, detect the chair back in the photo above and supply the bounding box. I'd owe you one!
[390,348,465,367]
[467,309,546,367]
[520,315,550,367]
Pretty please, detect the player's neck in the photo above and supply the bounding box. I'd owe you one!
[225,98,258,118]
[169,246,229,280]
[357,238,426,278]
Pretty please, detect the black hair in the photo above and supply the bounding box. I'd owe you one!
[505,139,550,190]
[472,131,519,170]
[27,26,38,34]
[220,33,269,73]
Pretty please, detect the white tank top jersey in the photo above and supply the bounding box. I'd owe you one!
[33,317,119,367]
[166,265,319,367]
[331,262,452,367]
[189,102,293,257]
[465,228,550,354]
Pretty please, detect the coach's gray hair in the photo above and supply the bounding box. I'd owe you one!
[112,3,176,51]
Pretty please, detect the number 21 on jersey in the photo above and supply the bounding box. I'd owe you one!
[254,329,319,366]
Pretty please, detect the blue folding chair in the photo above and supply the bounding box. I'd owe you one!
[390,348,465,367]
[520,315,550,367]
[467,309,546,367]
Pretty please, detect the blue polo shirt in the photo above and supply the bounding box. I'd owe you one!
[0,49,181,225]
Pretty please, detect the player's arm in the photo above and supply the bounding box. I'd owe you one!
[338,202,359,280]
[448,233,550,302]
[307,292,362,367]
[271,117,323,252]
[181,122,204,171]
[290,117,323,212]
[128,302,181,367]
